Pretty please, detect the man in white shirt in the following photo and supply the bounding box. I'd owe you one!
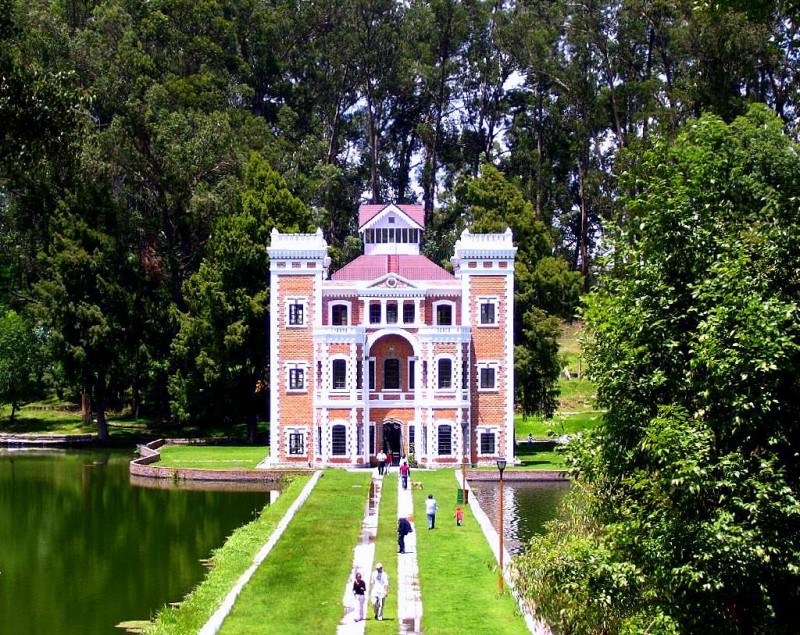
[376,450,387,476]
[425,494,438,529]
[370,562,389,620]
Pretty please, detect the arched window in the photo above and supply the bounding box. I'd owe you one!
[383,358,400,390]
[332,425,347,455]
[437,424,452,456]
[332,359,347,390]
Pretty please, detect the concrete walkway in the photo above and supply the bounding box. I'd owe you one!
[396,474,423,633]
[337,470,383,634]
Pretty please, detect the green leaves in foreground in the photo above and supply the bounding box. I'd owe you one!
[516,105,800,634]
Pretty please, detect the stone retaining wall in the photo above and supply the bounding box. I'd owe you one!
[0,434,96,447]
[130,439,313,483]
[465,469,568,482]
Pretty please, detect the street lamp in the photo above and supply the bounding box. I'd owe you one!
[496,457,507,593]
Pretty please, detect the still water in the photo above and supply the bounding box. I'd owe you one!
[469,480,570,555]
[0,449,278,635]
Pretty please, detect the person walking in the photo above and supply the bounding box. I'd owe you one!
[425,494,438,529]
[370,562,389,620]
[351,571,366,621]
[397,516,413,553]
[376,450,387,476]
[400,460,410,489]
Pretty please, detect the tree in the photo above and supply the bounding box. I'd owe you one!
[456,164,581,417]
[169,154,311,437]
[0,309,43,418]
[515,105,800,634]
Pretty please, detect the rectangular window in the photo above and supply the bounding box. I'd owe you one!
[388,228,395,242]
[401,228,408,243]
[288,432,304,455]
[356,359,363,390]
[480,367,496,390]
[384,358,400,390]
[408,360,415,390]
[409,426,415,454]
[369,423,375,455]
[436,304,453,325]
[388,216,395,224]
[438,359,452,389]
[357,426,364,455]
[332,359,347,390]
[289,368,305,390]
[332,304,348,326]
[288,302,304,326]
[369,360,376,390]
[369,302,381,324]
[386,301,398,324]
[403,302,415,323]
[480,432,495,455]
[317,426,322,455]
[480,302,496,325]
[423,425,428,454]
[382,228,388,243]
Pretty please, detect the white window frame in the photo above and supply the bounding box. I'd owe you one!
[435,355,454,391]
[437,423,453,456]
[477,427,499,457]
[286,427,308,456]
[477,361,499,392]
[383,357,402,391]
[331,356,349,392]
[286,297,308,327]
[433,300,456,326]
[478,297,499,327]
[329,300,351,326]
[285,361,308,392]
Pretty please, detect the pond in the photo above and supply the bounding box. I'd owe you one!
[0,448,279,635]
[468,480,570,555]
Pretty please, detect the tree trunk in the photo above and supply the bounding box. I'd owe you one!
[91,385,109,443]
[81,388,92,423]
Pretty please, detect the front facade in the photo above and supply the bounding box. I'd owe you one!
[267,203,516,468]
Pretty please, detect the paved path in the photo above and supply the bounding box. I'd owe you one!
[337,471,383,634]
[396,475,423,633]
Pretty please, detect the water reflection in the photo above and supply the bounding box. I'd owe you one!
[469,480,570,554]
[0,449,280,635]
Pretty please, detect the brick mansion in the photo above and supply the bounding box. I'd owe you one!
[266,203,516,468]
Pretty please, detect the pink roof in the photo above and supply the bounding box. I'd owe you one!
[331,255,454,281]
[359,204,425,229]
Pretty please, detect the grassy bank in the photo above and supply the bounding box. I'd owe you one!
[411,470,530,634]
[156,445,268,469]
[217,470,371,635]
[146,473,312,634]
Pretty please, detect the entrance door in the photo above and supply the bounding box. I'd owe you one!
[382,421,403,466]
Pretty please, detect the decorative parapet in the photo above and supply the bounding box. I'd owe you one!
[450,228,517,272]
[268,227,330,265]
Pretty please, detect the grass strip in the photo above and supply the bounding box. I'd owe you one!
[412,470,530,635]
[157,446,268,470]
[365,471,399,633]
[218,470,371,635]
[145,473,311,634]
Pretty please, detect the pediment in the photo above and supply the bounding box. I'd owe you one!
[366,274,417,290]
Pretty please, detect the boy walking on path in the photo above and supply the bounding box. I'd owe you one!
[425,494,438,529]
[400,460,410,489]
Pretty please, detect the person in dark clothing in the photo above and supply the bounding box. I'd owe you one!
[397,516,413,553]
[352,571,366,621]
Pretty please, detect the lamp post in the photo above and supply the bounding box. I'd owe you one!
[496,457,507,593]
[461,419,469,507]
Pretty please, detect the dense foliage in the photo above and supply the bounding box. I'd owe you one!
[515,105,800,634]
[1,0,799,431]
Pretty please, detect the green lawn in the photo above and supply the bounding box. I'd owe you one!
[513,446,564,470]
[514,410,602,440]
[218,470,371,635]
[156,445,268,469]
[411,470,530,634]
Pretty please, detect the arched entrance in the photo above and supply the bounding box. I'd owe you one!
[382,420,403,466]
